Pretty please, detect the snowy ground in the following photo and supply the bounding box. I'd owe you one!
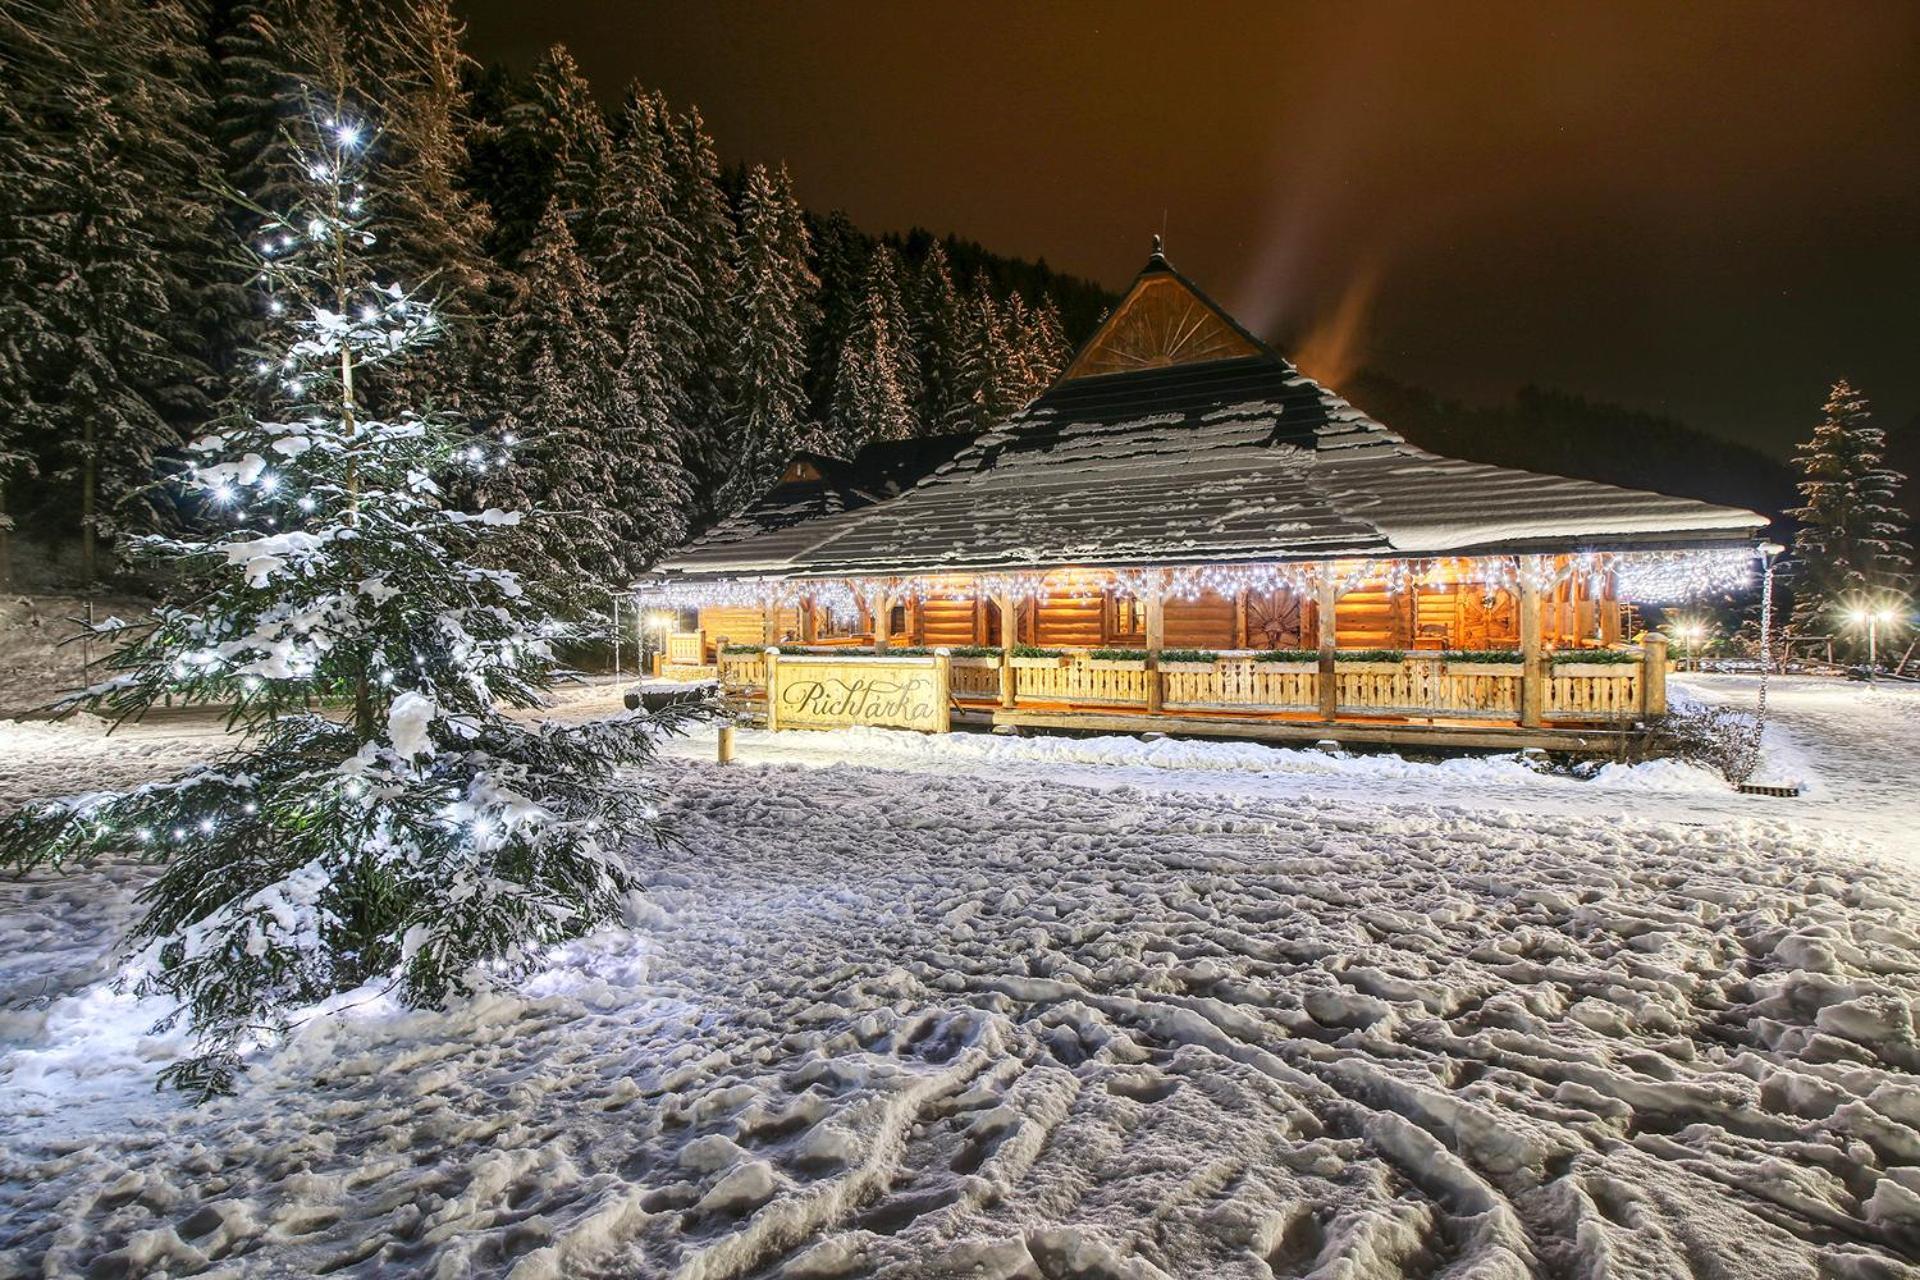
[1,676,1918,1277]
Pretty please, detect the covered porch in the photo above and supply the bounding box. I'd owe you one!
[639,548,1761,750]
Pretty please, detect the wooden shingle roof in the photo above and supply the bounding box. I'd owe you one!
[656,252,1767,580]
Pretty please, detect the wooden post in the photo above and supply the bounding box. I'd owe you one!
[764,648,781,731]
[761,603,778,646]
[1519,575,1544,728]
[997,591,1016,709]
[1642,632,1668,718]
[1233,589,1249,649]
[873,590,892,654]
[934,650,953,733]
[1317,573,1338,722]
[717,723,736,764]
[800,599,817,644]
[1144,573,1165,715]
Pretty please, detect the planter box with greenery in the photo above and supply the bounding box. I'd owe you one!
[1552,649,1640,677]
[1248,649,1320,673]
[948,645,1002,667]
[1442,649,1522,669]
[1008,645,1068,669]
[1086,648,1147,671]
[1158,649,1220,673]
[1334,649,1406,675]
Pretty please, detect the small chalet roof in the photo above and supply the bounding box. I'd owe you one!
[656,247,1767,580]
[675,436,977,561]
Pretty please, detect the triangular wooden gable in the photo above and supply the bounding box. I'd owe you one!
[1060,266,1264,381]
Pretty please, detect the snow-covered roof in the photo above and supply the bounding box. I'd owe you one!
[657,255,1768,580]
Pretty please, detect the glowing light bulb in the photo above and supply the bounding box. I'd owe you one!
[336,122,360,147]
[268,300,284,315]
[198,817,215,834]
[298,496,315,512]
[213,484,235,505]
[259,473,278,493]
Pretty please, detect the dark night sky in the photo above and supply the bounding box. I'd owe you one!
[457,1,1920,458]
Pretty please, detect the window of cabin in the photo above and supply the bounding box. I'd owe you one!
[888,603,907,637]
[1107,593,1146,645]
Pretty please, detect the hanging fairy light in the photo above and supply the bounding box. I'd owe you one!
[636,547,1764,618]
[1613,548,1758,602]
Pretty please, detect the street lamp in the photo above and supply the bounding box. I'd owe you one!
[1671,618,1708,672]
[1845,603,1901,679]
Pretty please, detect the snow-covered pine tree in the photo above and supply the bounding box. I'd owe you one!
[719,164,817,511]
[665,105,740,523]
[1789,379,1912,636]
[597,87,702,501]
[805,210,869,434]
[1027,297,1071,392]
[0,68,42,587]
[3,0,220,580]
[828,244,920,451]
[527,44,611,237]
[0,102,693,1095]
[911,240,970,437]
[950,278,1023,435]
[622,299,692,561]
[490,202,657,599]
[359,0,493,414]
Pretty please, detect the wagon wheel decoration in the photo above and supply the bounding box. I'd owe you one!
[1063,275,1261,379]
[1246,589,1303,649]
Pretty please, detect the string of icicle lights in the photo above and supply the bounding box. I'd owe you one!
[632,548,1760,615]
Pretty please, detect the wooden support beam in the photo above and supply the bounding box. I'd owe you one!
[1642,632,1668,718]
[1144,574,1165,714]
[1519,575,1543,728]
[872,590,893,654]
[764,648,782,731]
[761,603,777,646]
[997,591,1016,709]
[1317,574,1339,722]
[1233,589,1248,649]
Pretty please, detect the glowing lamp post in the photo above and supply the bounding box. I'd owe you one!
[1845,603,1900,678]
[1671,618,1708,672]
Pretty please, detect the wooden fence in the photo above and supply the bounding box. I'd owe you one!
[714,645,1657,729]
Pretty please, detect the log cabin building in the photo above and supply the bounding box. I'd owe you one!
[642,244,1771,749]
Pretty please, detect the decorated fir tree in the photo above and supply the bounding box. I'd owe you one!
[0,100,691,1094]
[1789,379,1911,636]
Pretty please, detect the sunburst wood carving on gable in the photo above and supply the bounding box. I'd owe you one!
[1062,272,1263,381]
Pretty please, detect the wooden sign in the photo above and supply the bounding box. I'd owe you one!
[765,652,950,734]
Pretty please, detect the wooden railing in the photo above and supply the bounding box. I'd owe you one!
[666,630,706,665]
[718,649,767,692]
[1331,656,1523,719]
[1013,661,1151,706]
[717,646,1655,727]
[1163,660,1318,711]
[948,660,1002,700]
[1542,661,1643,721]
